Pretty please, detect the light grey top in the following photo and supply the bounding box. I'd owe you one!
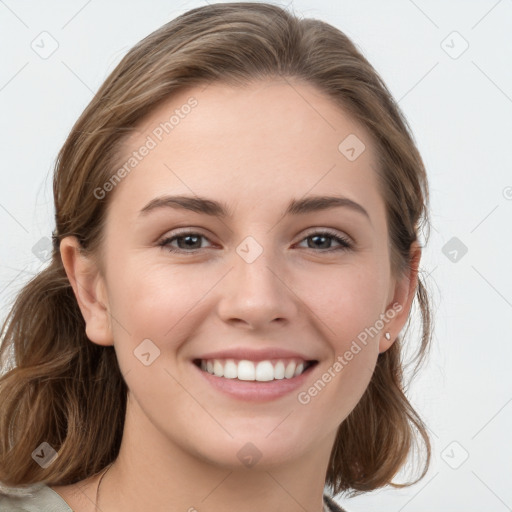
[0,484,72,511]
[0,484,348,511]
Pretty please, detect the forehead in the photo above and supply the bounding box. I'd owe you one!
[109,79,384,223]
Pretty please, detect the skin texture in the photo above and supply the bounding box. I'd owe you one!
[55,79,421,512]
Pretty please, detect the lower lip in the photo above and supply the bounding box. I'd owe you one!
[193,362,317,402]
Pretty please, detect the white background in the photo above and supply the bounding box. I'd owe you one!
[1,1,511,510]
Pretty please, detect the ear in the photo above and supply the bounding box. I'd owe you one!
[379,240,421,353]
[59,236,114,347]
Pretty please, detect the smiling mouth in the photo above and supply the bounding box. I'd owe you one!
[193,358,318,382]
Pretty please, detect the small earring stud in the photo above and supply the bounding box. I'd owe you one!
[384,332,391,340]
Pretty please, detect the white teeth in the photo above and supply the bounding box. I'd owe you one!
[223,359,237,379]
[237,360,255,381]
[274,361,285,379]
[213,360,224,377]
[294,363,304,377]
[198,358,311,381]
[284,361,296,379]
[255,361,274,381]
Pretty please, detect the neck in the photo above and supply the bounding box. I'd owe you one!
[97,396,334,512]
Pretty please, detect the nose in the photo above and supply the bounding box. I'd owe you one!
[216,243,299,330]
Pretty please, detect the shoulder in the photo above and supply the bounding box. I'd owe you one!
[0,484,72,512]
[323,492,349,512]
[1,485,346,512]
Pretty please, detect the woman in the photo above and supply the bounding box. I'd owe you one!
[0,3,433,511]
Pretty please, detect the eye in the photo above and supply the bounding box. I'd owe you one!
[296,229,353,252]
[158,231,213,254]
[158,228,352,255]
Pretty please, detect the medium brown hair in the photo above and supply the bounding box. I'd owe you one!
[0,2,433,497]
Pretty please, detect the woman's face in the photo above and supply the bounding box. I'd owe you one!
[65,78,417,470]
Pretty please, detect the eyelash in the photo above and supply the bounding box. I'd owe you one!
[157,229,353,255]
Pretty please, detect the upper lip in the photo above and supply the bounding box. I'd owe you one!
[194,347,318,362]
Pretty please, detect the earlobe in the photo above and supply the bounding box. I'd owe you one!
[59,236,114,347]
[378,241,422,353]
[379,331,394,353]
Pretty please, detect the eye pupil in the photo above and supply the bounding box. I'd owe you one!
[309,235,330,249]
[179,234,201,249]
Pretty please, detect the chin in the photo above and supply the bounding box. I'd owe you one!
[188,427,313,471]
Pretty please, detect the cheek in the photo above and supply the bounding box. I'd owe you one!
[108,257,208,335]
[105,261,214,425]
[299,262,387,349]
[291,263,385,415]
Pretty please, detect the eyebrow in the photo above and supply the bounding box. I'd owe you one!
[139,194,371,223]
